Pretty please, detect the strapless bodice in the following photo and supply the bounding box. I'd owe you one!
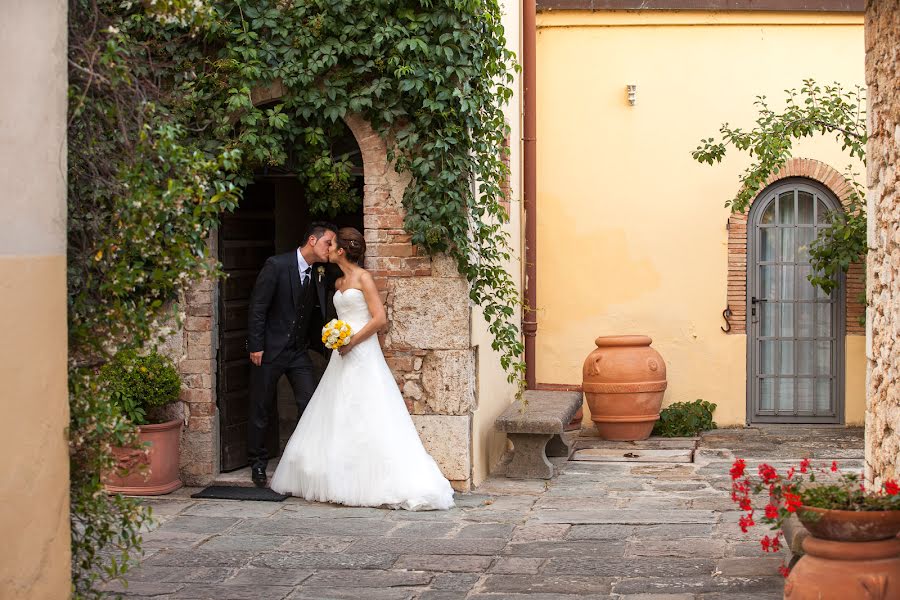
[333,288,372,329]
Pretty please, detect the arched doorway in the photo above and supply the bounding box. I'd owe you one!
[746,178,845,424]
[216,120,364,471]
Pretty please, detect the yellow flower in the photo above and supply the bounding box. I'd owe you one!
[94,250,103,261]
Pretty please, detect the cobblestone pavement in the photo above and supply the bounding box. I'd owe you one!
[113,427,863,600]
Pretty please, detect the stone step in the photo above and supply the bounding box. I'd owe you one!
[574,437,698,450]
[570,448,695,463]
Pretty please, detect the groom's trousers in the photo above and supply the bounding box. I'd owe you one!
[247,346,317,469]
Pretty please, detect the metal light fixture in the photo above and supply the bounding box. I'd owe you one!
[626,84,637,106]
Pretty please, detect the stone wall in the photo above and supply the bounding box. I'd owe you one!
[864,0,900,487]
[175,110,477,490]
[347,114,475,491]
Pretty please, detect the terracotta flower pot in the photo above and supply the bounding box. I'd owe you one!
[104,418,183,496]
[784,535,900,599]
[582,335,667,441]
[798,506,900,542]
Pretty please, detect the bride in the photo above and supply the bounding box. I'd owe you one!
[270,227,455,511]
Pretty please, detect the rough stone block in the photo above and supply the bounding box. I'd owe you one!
[387,278,470,350]
[431,254,462,278]
[411,414,471,481]
[420,350,475,415]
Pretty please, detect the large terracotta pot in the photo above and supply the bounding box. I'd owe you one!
[105,419,183,496]
[582,335,667,441]
[784,535,900,599]
[799,506,900,542]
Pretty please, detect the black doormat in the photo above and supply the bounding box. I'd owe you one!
[191,485,288,502]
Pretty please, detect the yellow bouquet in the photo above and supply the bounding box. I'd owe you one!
[322,319,353,350]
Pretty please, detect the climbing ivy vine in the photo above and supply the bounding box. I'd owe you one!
[69,1,521,594]
[191,2,524,384]
[693,80,868,305]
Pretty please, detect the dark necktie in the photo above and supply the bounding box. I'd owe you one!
[301,265,312,288]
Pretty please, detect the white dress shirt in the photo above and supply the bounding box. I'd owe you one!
[296,249,311,285]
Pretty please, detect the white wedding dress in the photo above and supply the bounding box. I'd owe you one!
[271,288,455,511]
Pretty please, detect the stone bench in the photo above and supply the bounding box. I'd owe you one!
[495,390,583,479]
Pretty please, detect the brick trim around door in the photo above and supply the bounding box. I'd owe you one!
[726,158,865,335]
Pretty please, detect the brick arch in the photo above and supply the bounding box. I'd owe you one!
[725,158,864,334]
[248,81,432,287]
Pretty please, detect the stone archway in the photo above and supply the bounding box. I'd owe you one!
[175,84,477,490]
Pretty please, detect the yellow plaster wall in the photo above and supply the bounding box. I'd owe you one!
[0,258,70,598]
[535,11,865,426]
[0,0,71,595]
[471,0,524,486]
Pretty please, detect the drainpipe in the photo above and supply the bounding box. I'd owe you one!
[522,0,537,389]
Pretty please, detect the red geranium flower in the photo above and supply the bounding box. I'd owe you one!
[758,464,779,485]
[765,504,779,520]
[885,479,899,496]
[730,459,746,480]
[784,492,803,513]
[831,461,839,472]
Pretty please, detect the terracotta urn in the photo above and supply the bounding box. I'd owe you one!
[104,418,183,496]
[784,535,900,599]
[582,335,667,441]
[798,506,900,542]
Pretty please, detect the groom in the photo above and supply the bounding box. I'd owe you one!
[246,221,338,487]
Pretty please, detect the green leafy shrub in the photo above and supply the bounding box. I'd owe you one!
[99,350,181,425]
[652,399,717,437]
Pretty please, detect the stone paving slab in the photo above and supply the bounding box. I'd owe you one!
[571,448,695,463]
[530,509,717,524]
[477,574,614,594]
[112,427,863,599]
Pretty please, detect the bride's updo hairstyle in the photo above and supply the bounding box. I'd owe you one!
[337,227,366,265]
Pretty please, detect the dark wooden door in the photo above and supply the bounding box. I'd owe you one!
[218,183,278,471]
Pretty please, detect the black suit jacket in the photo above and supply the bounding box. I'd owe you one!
[247,250,338,362]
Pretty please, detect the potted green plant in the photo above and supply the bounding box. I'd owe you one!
[729,458,900,597]
[100,349,183,495]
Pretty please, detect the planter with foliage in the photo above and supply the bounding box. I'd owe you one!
[729,458,900,597]
[100,350,183,496]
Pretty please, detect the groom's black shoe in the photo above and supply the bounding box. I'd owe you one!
[251,464,267,487]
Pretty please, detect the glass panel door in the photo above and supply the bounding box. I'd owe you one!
[748,182,843,423]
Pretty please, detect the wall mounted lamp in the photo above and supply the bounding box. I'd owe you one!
[626,84,637,106]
